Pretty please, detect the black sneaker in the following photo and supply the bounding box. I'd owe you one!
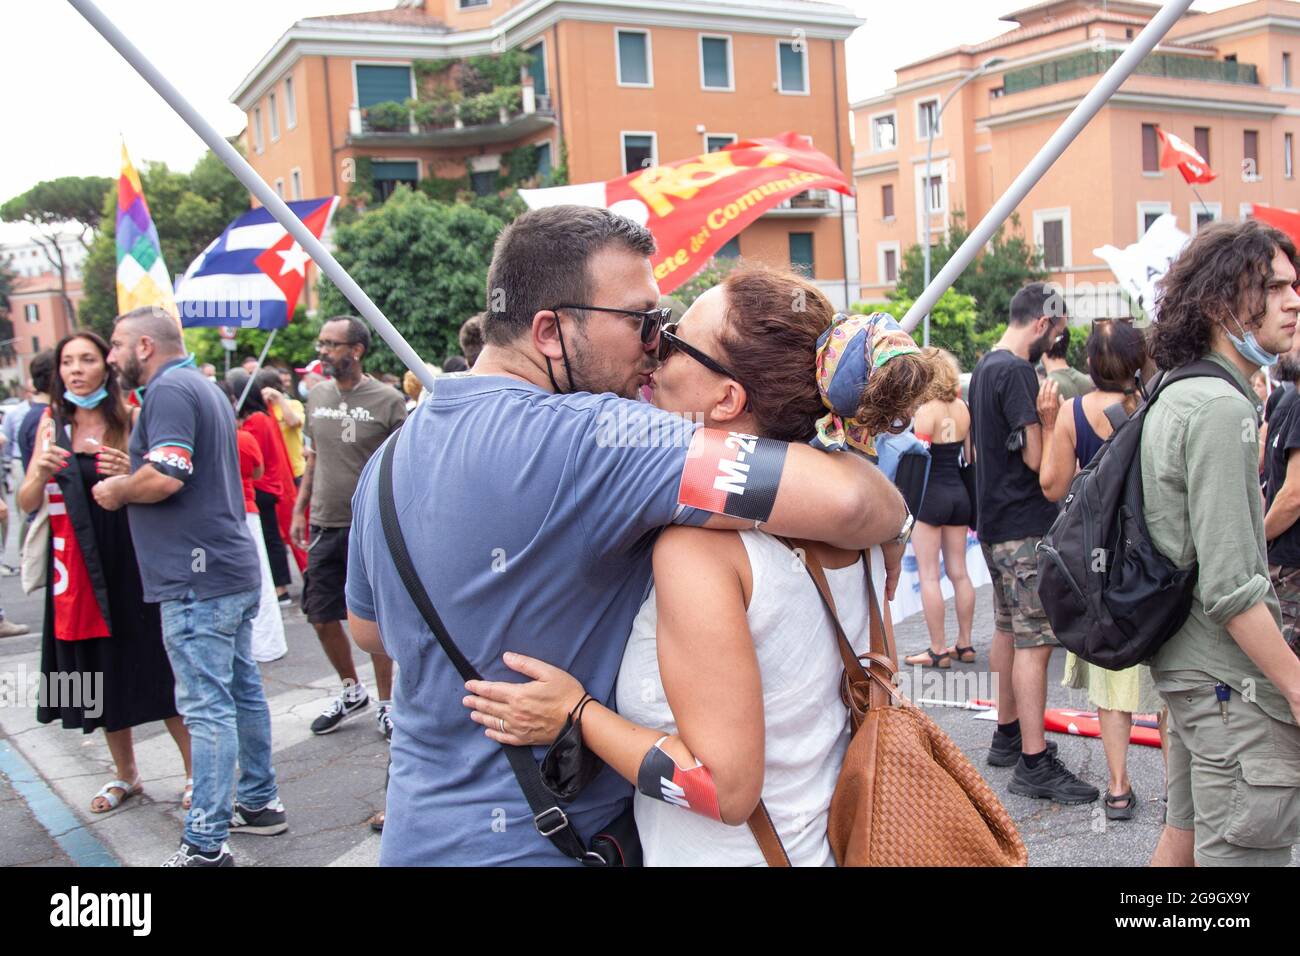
[311,686,369,735]
[230,798,288,836]
[161,841,235,867]
[987,732,1057,767]
[1009,753,1099,804]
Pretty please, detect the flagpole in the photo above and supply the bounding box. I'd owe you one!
[235,329,278,413]
[899,0,1196,334]
[66,0,439,393]
[1190,184,1211,219]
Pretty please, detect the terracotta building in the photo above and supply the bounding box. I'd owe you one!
[230,0,864,307]
[1,273,82,384]
[852,0,1300,317]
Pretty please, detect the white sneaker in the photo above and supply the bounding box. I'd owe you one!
[376,704,393,740]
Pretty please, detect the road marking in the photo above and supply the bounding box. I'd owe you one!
[0,738,119,867]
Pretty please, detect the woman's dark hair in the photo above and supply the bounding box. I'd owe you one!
[50,332,131,452]
[217,379,268,419]
[1087,321,1148,414]
[1151,219,1300,370]
[716,264,940,443]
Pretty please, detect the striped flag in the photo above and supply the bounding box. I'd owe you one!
[116,142,178,322]
[174,197,339,330]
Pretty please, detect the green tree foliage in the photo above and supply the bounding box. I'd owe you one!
[184,305,321,372]
[864,289,1000,373]
[0,260,15,361]
[80,148,251,339]
[894,211,1047,334]
[316,187,508,376]
[0,176,113,242]
[673,256,744,308]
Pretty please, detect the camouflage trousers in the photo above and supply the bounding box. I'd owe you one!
[980,536,1059,649]
[1268,565,1300,660]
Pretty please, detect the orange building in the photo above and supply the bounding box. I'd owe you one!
[1,273,82,383]
[230,0,864,307]
[852,0,1300,319]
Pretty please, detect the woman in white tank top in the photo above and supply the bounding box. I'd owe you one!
[462,266,939,864]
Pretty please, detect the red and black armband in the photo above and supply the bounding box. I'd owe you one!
[677,429,788,523]
[145,443,194,482]
[635,736,722,821]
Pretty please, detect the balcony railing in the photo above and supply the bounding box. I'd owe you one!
[763,189,835,216]
[1004,50,1258,95]
[349,85,553,139]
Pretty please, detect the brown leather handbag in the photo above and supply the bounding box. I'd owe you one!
[747,544,1027,867]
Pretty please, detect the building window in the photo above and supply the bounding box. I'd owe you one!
[1245,129,1260,178]
[881,184,895,219]
[789,232,814,276]
[717,237,741,259]
[253,107,264,153]
[291,168,303,200]
[1141,123,1159,172]
[871,113,896,151]
[700,36,733,91]
[274,178,285,199]
[31,336,40,353]
[269,92,280,141]
[356,64,414,109]
[24,304,38,324]
[622,133,656,174]
[1034,209,1070,270]
[916,97,940,139]
[705,134,737,153]
[777,41,807,94]
[459,0,489,7]
[616,30,652,87]
[371,160,420,202]
[926,174,944,213]
[1194,126,1210,166]
[1189,202,1221,233]
[1285,52,1293,87]
[536,142,552,179]
[470,170,497,196]
[1137,201,1171,236]
[883,247,898,283]
[285,76,297,129]
[525,41,547,96]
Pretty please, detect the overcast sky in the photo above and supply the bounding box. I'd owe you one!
[0,0,1238,242]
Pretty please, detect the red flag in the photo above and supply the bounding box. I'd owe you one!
[1157,128,1216,184]
[1252,203,1300,247]
[520,132,852,294]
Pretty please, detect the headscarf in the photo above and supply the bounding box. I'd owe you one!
[811,312,922,454]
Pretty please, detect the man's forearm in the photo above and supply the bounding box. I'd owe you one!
[294,455,314,514]
[1264,487,1300,541]
[121,464,183,504]
[1225,601,1300,706]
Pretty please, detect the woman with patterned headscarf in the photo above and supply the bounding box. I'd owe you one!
[460,264,943,865]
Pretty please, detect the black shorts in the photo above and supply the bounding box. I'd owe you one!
[302,524,350,624]
[917,476,973,527]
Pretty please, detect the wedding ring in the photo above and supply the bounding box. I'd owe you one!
[498,718,506,733]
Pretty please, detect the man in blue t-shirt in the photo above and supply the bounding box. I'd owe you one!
[345,205,911,866]
[97,307,284,868]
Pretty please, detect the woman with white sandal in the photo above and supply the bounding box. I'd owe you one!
[18,332,192,814]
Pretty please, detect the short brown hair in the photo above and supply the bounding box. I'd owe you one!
[924,347,962,402]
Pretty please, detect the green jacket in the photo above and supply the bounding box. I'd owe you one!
[1140,350,1292,724]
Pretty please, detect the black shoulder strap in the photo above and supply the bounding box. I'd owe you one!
[1103,403,1130,431]
[377,434,594,863]
[1155,358,1247,398]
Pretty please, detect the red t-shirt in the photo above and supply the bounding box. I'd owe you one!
[241,411,294,501]
[235,429,262,514]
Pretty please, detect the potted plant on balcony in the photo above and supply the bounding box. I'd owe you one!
[412,92,459,131]
[490,85,523,122]
[363,100,410,132]
[459,91,499,127]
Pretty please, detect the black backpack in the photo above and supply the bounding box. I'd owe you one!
[1036,359,1244,670]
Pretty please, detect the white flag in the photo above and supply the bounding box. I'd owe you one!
[1093,214,1189,320]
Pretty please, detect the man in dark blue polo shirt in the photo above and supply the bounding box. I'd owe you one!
[96,306,284,867]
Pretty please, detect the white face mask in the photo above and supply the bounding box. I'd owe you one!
[298,381,309,399]
[1225,315,1280,368]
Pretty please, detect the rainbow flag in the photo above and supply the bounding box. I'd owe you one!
[115,142,178,322]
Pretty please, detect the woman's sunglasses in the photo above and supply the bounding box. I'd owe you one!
[657,322,742,381]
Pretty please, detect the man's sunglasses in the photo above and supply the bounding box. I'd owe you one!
[551,304,672,344]
[657,322,742,381]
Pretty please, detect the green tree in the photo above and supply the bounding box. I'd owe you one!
[316,186,508,376]
[0,260,15,362]
[866,288,998,373]
[184,305,322,372]
[894,211,1047,334]
[672,256,744,307]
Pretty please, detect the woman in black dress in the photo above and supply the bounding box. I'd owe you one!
[17,332,191,813]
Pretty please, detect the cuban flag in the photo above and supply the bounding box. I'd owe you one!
[175,196,339,329]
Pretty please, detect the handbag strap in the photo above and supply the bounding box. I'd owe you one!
[377,434,596,864]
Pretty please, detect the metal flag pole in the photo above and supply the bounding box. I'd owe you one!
[66,0,439,392]
[1190,184,1212,219]
[900,0,1197,334]
[235,329,278,413]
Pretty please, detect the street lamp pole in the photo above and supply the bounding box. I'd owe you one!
[921,57,1002,347]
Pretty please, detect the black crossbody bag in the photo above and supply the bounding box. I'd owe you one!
[376,435,640,866]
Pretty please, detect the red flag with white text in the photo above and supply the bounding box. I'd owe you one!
[1157,128,1216,185]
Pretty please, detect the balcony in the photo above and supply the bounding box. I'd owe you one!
[348,88,555,148]
[1003,50,1258,96]
[762,189,836,217]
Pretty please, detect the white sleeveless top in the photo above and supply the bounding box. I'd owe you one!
[615,532,884,866]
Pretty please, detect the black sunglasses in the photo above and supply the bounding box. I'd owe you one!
[657,322,742,381]
[552,304,672,345]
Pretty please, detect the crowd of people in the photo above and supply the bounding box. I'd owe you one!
[1,207,1298,868]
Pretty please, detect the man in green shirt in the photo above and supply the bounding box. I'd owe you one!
[1143,219,1300,867]
[1040,330,1093,401]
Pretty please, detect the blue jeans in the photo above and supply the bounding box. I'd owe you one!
[160,587,278,852]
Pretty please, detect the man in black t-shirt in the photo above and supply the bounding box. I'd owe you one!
[969,282,1097,805]
[1263,339,1300,661]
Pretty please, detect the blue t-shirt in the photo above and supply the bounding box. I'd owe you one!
[18,401,48,471]
[347,375,707,866]
[127,358,260,603]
